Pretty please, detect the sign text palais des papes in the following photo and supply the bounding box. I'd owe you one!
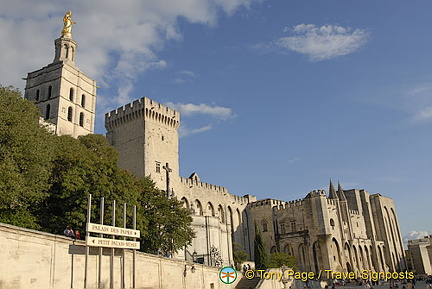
[86,222,140,249]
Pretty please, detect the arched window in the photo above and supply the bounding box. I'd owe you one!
[79,112,84,127]
[45,104,50,120]
[262,219,268,232]
[207,202,215,217]
[218,205,225,223]
[181,197,189,209]
[36,89,40,101]
[195,200,203,216]
[67,107,73,122]
[69,88,74,101]
[81,94,85,107]
[48,85,52,99]
[64,44,69,58]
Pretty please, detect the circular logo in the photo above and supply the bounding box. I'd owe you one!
[219,266,237,284]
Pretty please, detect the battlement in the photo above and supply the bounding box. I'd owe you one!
[326,198,338,206]
[251,198,289,208]
[349,209,360,216]
[274,199,304,210]
[180,176,228,194]
[105,97,180,131]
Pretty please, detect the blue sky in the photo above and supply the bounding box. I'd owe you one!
[1,0,431,245]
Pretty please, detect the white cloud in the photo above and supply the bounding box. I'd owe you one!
[411,106,432,123]
[165,102,234,120]
[165,102,234,137]
[179,125,213,137]
[175,70,197,84]
[287,158,299,164]
[277,24,370,61]
[0,0,259,106]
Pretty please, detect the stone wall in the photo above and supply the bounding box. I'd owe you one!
[0,223,237,289]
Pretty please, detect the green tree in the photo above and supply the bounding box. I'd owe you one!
[254,222,269,270]
[0,86,195,255]
[37,134,142,234]
[233,242,249,270]
[0,85,54,228]
[138,177,195,255]
[268,252,297,269]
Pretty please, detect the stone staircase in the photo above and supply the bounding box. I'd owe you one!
[235,277,261,289]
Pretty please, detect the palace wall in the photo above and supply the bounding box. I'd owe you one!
[0,223,234,289]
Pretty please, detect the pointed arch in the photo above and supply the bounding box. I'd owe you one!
[218,204,225,223]
[261,219,268,232]
[181,197,189,209]
[194,199,203,216]
[206,202,215,217]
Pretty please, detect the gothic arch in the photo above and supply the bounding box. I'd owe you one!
[261,219,268,232]
[283,244,294,255]
[194,199,203,216]
[207,202,215,217]
[378,245,385,271]
[364,245,371,270]
[227,206,234,227]
[313,241,323,274]
[218,205,225,223]
[352,245,359,270]
[332,238,342,270]
[344,242,353,272]
[181,197,189,209]
[236,208,241,225]
[359,245,366,270]
[270,246,278,253]
[298,243,308,271]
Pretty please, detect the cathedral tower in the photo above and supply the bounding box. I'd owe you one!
[24,11,97,138]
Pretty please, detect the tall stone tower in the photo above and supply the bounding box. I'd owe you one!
[24,11,97,138]
[105,98,180,192]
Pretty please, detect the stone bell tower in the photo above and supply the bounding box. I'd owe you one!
[24,11,97,138]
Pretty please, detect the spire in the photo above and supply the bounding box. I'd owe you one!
[337,181,347,201]
[328,179,339,199]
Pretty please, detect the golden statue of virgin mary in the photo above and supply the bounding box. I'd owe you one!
[61,11,76,38]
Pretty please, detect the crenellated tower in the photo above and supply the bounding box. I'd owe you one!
[24,11,97,138]
[105,97,180,191]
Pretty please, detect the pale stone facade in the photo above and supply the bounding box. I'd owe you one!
[0,223,228,289]
[23,17,407,274]
[247,182,407,273]
[105,98,257,266]
[408,236,432,275]
[24,33,97,138]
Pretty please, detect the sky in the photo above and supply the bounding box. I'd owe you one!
[1,0,431,246]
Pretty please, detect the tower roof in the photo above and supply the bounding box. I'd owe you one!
[328,179,338,199]
[337,181,347,201]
